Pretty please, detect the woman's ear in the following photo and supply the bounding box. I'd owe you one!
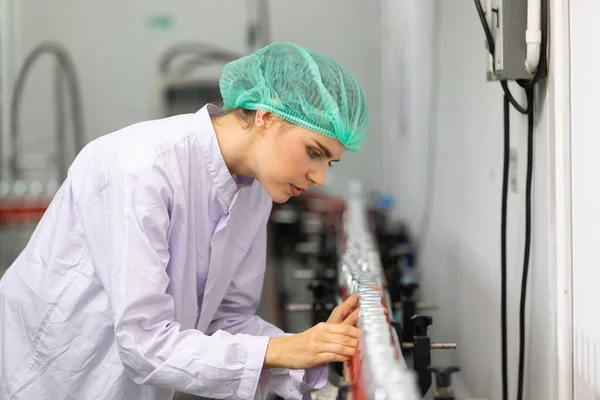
[255,110,277,130]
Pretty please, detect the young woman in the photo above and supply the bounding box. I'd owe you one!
[0,42,370,400]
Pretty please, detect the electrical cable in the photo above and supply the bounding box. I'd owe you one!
[501,93,510,400]
[516,87,534,400]
[472,1,548,400]
[513,2,547,398]
[474,0,495,55]
[501,80,529,115]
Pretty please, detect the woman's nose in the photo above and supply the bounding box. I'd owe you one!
[307,165,326,187]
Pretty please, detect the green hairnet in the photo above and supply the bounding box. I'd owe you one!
[219,42,370,152]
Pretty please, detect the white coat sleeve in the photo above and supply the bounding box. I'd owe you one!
[205,218,328,400]
[76,163,268,400]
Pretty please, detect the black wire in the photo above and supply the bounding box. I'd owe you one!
[472,1,548,400]
[501,81,528,115]
[514,2,547,399]
[516,88,534,400]
[472,2,514,399]
[501,94,510,400]
[474,0,495,55]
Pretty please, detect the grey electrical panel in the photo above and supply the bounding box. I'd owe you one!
[486,0,534,81]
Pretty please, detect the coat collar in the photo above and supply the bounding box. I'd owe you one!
[196,104,254,209]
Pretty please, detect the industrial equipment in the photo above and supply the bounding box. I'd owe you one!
[272,184,462,399]
[0,41,85,277]
[158,0,271,117]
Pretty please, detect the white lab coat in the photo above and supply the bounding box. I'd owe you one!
[0,105,327,400]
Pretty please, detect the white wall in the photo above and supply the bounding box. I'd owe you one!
[381,0,561,398]
[4,0,383,189]
[570,0,600,398]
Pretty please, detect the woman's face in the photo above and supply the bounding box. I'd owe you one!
[254,114,346,204]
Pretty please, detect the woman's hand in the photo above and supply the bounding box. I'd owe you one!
[264,323,360,369]
[327,293,360,326]
[327,287,388,327]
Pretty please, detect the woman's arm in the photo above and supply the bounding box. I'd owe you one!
[206,213,360,400]
[206,217,329,399]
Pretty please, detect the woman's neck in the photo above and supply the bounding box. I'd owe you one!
[211,114,258,178]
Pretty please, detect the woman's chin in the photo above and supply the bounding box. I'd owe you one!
[270,192,291,204]
[264,184,291,204]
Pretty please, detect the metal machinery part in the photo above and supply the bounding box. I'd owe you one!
[158,0,271,117]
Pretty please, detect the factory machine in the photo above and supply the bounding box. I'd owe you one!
[270,185,461,399]
[0,41,84,276]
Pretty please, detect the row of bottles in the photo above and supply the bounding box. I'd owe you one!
[0,180,61,225]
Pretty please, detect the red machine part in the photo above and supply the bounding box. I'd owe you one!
[0,196,51,225]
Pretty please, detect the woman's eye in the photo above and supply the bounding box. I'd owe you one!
[328,161,333,168]
[308,148,320,159]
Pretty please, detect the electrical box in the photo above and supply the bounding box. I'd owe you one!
[486,0,534,81]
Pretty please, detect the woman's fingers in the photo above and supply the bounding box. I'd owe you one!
[340,293,360,313]
[343,308,360,326]
[323,333,359,349]
[319,342,357,357]
[316,353,352,364]
[328,293,360,324]
[323,322,360,338]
